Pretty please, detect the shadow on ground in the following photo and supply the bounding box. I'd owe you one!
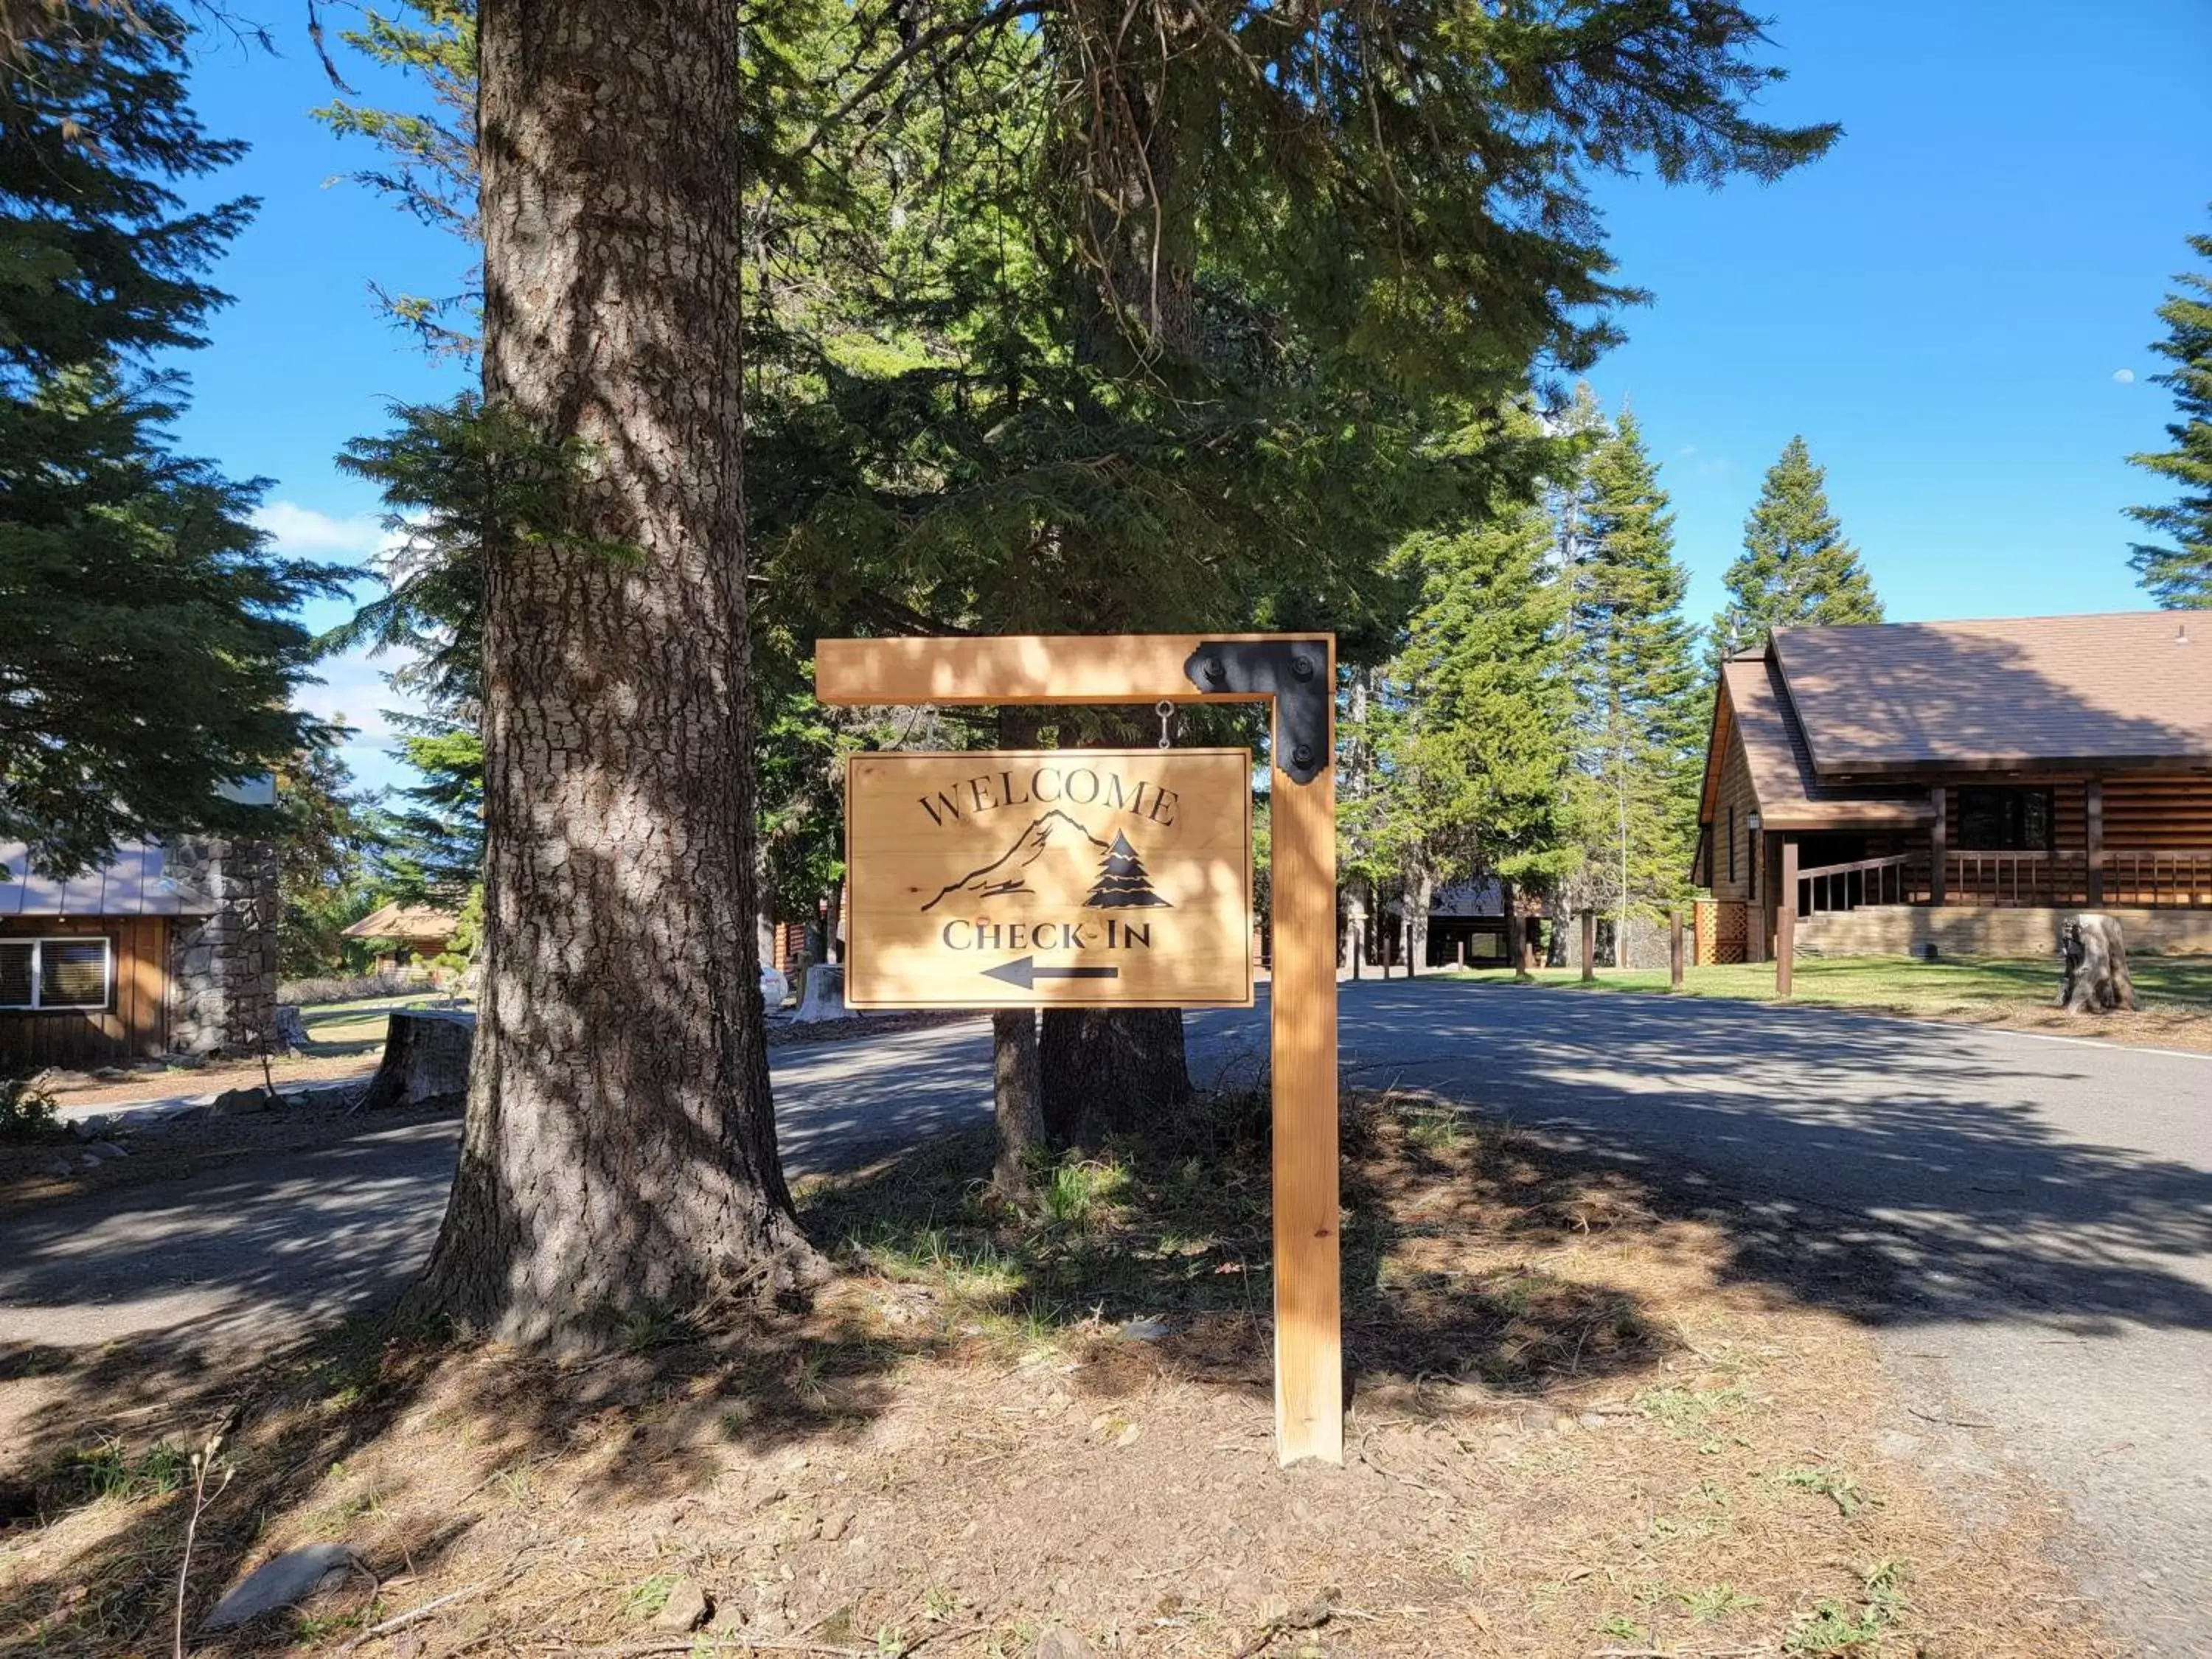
[3,982,2208,1649]
[0,1086,1688,1652]
[1322,980,2212,1337]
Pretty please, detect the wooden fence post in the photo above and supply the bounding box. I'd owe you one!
[1778,839,1799,999]
[1930,785,1948,905]
[1669,908,1685,992]
[2087,779,2105,905]
[1580,910,1595,983]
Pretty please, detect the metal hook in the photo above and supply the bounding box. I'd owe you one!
[1156,699,1175,749]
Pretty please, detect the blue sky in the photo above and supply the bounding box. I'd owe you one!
[160,1,2212,796]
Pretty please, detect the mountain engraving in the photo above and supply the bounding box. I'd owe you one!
[919,813,1175,914]
[920,810,1111,911]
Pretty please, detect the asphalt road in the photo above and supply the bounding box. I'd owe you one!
[4,981,2208,1649]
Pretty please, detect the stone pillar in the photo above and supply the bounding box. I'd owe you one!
[166,835,281,1056]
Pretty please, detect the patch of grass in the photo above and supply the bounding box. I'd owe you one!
[1399,1105,1469,1153]
[1776,1464,1877,1517]
[619,1572,676,1618]
[1037,1156,1129,1231]
[1783,1559,1911,1655]
[1635,1382,1747,1439]
[62,1439,192,1503]
[1594,1613,1649,1643]
[1677,1582,1764,1619]
[1784,1598,1887,1653]
[619,1304,690,1352]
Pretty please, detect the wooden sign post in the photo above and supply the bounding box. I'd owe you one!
[818,634,1342,1466]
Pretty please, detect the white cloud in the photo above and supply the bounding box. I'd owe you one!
[2112,369,2136,384]
[252,501,396,559]
[293,648,415,741]
[291,644,435,798]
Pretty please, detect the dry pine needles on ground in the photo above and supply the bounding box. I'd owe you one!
[0,1091,2125,1658]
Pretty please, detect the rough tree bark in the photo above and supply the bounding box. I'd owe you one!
[357,1009,473,1114]
[2059,914,2138,1015]
[1041,1004,1192,1146]
[992,709,1046,1197]
[1038,709,1191,1146]
[408,0,810,1342]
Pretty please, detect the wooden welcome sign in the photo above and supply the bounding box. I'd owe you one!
[844,748,1254,1010]
[818,634,1343,1467]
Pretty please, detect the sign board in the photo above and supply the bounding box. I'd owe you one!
[844,748,1254,1009]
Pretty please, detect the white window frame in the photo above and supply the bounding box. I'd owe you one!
[0,936,114,1012]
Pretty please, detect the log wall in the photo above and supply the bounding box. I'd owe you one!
[0,917,169,1069]
[2102,774,2212,849]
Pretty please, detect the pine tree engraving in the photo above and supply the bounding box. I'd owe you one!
[1084,832,1170,909]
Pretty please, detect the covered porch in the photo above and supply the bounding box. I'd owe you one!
[1779,776,2212,960]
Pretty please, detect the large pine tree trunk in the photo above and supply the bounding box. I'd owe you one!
[409,0,810,1343]
[1037,709,1191,1144]
[1040,1006,1191,1145]
[991,710,1046,1196]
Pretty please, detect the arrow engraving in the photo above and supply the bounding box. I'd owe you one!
[981,956,1122,990]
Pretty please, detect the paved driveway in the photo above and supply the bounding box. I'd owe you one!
[4,981,2208,1649]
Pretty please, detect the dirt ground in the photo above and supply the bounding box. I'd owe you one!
[1885,997,2212,1052]
[0,1093,2124,1658]
[38,1051,383,1113]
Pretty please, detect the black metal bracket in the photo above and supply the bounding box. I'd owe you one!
[1183,639,1332,785]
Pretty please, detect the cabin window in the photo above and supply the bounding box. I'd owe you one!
[1956,787,2053,852]
[0,937,113,1011]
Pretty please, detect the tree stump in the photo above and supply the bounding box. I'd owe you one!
[793,962,847,1023]
[355,1009,475,1112]
[2059,914,2138,1015]
[272,1005,309,1051]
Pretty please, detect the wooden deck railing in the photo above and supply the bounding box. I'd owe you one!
[1790,847,2212,914]
[1944,849,2087,907]
[1941,849,2212,908]
[2101,849,2212,908]
[1795,852,1924,915]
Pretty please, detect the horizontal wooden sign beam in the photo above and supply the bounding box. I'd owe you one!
[818,633,1304,706]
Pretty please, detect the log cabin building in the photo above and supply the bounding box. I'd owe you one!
[1693,612,2212,962]
[341,900,462,973]
[0,835,279,1070]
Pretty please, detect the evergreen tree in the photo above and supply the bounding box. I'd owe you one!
[381,720,484,900]
[1710,436,1882,665]
[1368,476,1577,961]
[1567,408,1705,959]
[274,728,392,978]
[2127,215,2212,608]
[1085,832,1167,909]
[0,5,345,876]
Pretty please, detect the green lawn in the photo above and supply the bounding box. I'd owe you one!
[1431,953,2212,1015]
[299,992,456,1051]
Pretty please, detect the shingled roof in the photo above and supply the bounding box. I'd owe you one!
[1771,612,2212,776]
[1714,658,1935,831]
[341,901,462,945]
